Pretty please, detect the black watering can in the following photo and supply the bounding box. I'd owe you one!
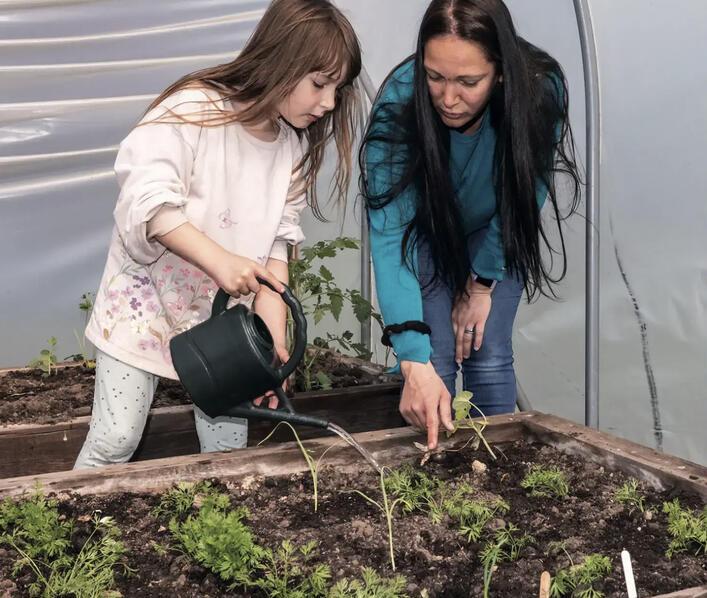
[169,278,330,429]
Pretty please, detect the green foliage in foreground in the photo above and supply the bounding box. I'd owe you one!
[663,498,707,558]
[0,488,127,598]
[480,524,534,598]
[613,479,646,514]
[550,554,612,598]
[384,465,509,542]
[521,465,570,499]
[158,481,408,596]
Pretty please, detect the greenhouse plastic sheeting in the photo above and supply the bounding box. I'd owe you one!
[0,0,705,464]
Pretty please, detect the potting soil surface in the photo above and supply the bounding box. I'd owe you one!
[0,440,704,597]
[0,352,396,425]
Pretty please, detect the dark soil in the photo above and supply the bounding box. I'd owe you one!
[0,351,397,426]
[1,441,704,597]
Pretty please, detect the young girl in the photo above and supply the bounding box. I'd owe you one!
[75,0,362,469]
[361,0,580,450]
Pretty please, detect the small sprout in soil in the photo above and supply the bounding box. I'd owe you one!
[480,523,533,598]
[383,465,438,516]
[662,498,707,558]
[383,466,510,543]
[0,488,128,598]
[151,480,227,521]
[27,337,58,377]
[252,539,332,596]
[352,467,405,571]
[168,496,265,588]
[0,486,73,569]
[446,391,497,460]
[259,421,340,512]
[329,566,409,597]
[521,465,569,499]
[66,292,97,369]
[550,553,612,598]
[614,479,646,514]
[546,540,568,556]
[454,496,510,543]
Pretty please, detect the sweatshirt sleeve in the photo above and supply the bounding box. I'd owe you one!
[113,87,209,265]
[365,68,432,365]
[269,138,307,263]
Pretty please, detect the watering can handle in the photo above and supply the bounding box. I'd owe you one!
[210,278,307,382]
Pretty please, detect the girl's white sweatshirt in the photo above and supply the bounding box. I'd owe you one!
[86,86,307,379]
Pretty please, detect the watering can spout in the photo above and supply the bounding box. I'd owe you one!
[224,387,331,430]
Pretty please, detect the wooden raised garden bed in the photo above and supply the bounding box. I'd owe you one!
[0,412,704,597]
[0,360,403,478]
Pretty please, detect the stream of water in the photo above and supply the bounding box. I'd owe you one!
[327,422,383,475]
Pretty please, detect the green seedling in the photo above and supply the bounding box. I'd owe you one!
[13,513,128,598]
[662,498,707,558]
[383,465,438,516]
[521,465,569,498]
[27,337,58,377]
[288,238,385,390]
[550,553,612,598]
[382,466,509,543]
[259,422,340,512]
[0,485,72,568]
[329,566,409,597]
[1,487,127,598]
[251,539,331,597]
[453,496,509,543]
[480,523,533,598]
[151,480,228,521]
[446,391,496,460]
[169,497,264,588]
[614,479,646,514]
[67,293,96,369]
[352,468,405,571]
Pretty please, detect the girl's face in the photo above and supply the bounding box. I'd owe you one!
[278,71,346,129]
[423,34,500,130]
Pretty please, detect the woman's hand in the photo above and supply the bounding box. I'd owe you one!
[452,278,493,362]
[399,360,454,450]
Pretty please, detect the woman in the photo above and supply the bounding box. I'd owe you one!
[361,0,580,449]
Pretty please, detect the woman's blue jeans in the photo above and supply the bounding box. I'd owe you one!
[419,232,523,416]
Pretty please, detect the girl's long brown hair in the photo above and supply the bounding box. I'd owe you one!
[146,0,362,218]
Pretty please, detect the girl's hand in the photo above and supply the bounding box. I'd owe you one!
[452,278,493,362]
[155,223,284,297]
[212,253,285,298]
[253,345,290,409]
[399,360,454,450]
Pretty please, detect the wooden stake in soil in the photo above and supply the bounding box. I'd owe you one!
[539,571,551,598]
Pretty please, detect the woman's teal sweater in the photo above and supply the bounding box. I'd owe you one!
[365,60,550,365]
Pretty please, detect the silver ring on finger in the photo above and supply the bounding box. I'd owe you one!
[463,327,475,335]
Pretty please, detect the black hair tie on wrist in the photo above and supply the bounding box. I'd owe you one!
[381,320,431,348]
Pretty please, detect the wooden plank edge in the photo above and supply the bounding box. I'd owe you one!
[522,412,707,501]
[651,586,707,598]
[0,382,402,434]
[0,414,530,498]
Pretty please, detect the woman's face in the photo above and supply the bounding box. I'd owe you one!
[423,34,500,129]
[278,70,346,129]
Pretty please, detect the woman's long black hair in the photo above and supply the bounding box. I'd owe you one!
[359,0,581,300]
